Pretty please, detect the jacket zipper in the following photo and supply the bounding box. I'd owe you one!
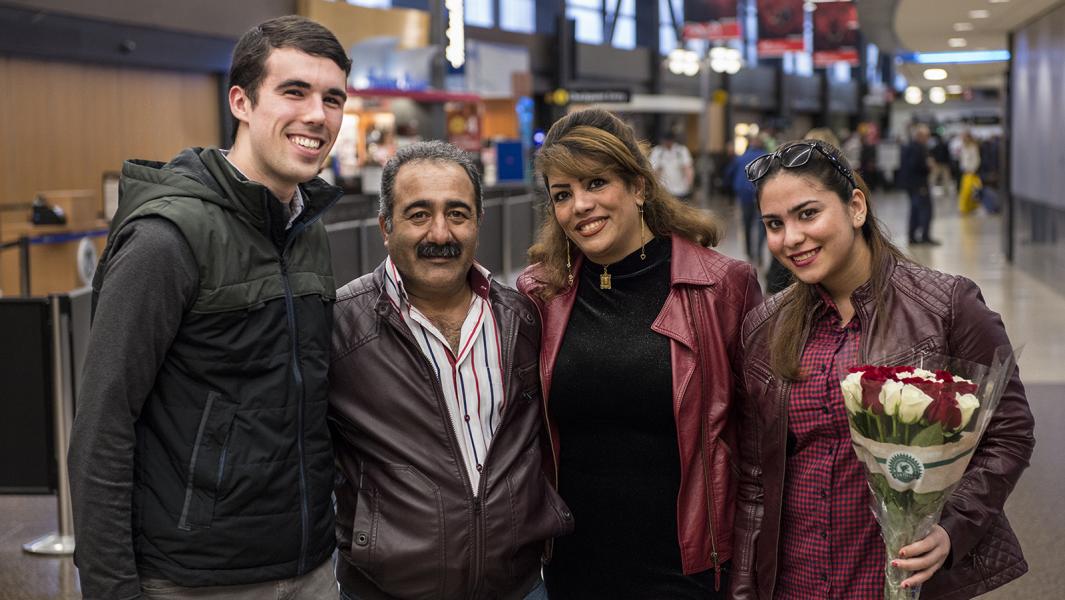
[700,421,721,589]
[768,378,790,597]
[382,299,502,598]
[278,254,309,573]
[275,187,342,574]
[688,288,722,589]
[466,297,521,599]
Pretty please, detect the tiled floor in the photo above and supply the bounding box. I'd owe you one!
[2,190,1062,599]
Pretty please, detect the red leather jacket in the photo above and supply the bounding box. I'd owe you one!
[731,257,1035,600]
[518,235,762,578]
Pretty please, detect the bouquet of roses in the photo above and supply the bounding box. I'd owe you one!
[840,347,1017,599]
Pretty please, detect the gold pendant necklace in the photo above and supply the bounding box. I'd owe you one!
[599,264,612,289]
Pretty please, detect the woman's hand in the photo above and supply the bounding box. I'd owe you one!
[893,525,951,589]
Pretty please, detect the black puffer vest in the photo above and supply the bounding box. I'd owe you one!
[94,147,342,585]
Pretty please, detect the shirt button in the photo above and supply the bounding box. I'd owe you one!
[820,489,828,499]
[476,464,483,472]
[821,531,828,539]
[820,364,828,372]
[827,445,835,455]
[464,414,471,422]
[822,405,831,414]
[820,573,828,582]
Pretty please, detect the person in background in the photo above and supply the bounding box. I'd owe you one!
[929,132,954,197]
[841,130,863,175]
[69,16,350,599]
[519,108,762,599]
[650,131,695,201]
[899,124,939,245]
[803,127,840,148]
[731,139,1034,599]
[958,131,982,215]
[725,134,769,265]
[329,141,572,600]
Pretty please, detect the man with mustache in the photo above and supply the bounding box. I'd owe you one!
[328,141,572,599]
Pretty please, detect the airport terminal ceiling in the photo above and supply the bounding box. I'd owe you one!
[891,0,1062,88]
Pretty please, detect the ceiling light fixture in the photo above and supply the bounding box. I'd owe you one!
[954,22,974,31]
[949,38,968,48]
[929,87,947,104]
[904,86,923,105]
[969,9,990,19]
[946,84,963,94]
[923,68,948,80]
[989,0,1010,4]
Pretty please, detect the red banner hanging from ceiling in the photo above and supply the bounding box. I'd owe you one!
[756,0,805,56]
[813,0,860,67]
[683,0,742,41]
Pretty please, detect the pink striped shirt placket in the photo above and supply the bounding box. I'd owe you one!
[383,257,507,493]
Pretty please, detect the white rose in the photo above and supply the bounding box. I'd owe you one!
[897,368,936,381]
[880,380,904,417]
[842,372,864,415]
[897,384,934,424]
[956,393,980,431]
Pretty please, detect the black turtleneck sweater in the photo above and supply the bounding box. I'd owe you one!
[544,237,717,599]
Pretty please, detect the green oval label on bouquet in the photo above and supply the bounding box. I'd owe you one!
[887,452,924,484]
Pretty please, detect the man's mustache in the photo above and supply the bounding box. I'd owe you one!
[417,242,463,258]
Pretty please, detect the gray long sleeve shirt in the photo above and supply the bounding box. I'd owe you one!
[68,217,197,600]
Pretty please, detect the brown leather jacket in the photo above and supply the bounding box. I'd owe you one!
[731,257,1035,600]
[518,235,762,579]
[328,263,574,600]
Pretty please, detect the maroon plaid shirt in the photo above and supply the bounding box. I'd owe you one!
[775,291,883,599]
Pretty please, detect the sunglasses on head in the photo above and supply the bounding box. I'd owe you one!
[745,142,857,190]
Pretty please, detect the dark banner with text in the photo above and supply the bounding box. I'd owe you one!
[683,0,742,41]
[757,0,805,56]
[813,0,860,67]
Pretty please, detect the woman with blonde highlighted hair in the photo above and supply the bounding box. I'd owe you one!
[517,109,762,598]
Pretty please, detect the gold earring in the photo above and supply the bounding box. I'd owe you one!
[639,204,647,260]
[565,240,574,286]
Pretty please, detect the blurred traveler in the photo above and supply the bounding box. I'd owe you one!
[929,133,954,196]
[724,135,769,264]
[68,16,350,600]
[732,138,1034,599]
[841,130,862,173]
[803,127,840,148]
[958,131,982,214]
[650,131,695,201]
[898,124,939,245]
[519,108,762,599]
[329,141,572,600]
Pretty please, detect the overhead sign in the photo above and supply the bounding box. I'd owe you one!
[813,0,859,67]
[757,0,805,56]
[683,0,742,41]
[546,89,632,105]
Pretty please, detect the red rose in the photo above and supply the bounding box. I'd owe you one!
[923,392,962,430]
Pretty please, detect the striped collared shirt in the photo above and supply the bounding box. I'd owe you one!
[382,257,507,493]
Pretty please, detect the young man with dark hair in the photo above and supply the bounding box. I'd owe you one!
[68,16,350,600]
[328,141,572,599]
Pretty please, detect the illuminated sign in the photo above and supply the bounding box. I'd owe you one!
[445,0,465,69]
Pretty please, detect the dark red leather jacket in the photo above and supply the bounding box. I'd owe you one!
[518,235,762,578]
[731,257,1035,600]
[329,264,574,600]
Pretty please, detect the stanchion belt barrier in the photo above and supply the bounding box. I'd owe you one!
[0,229,107,297]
